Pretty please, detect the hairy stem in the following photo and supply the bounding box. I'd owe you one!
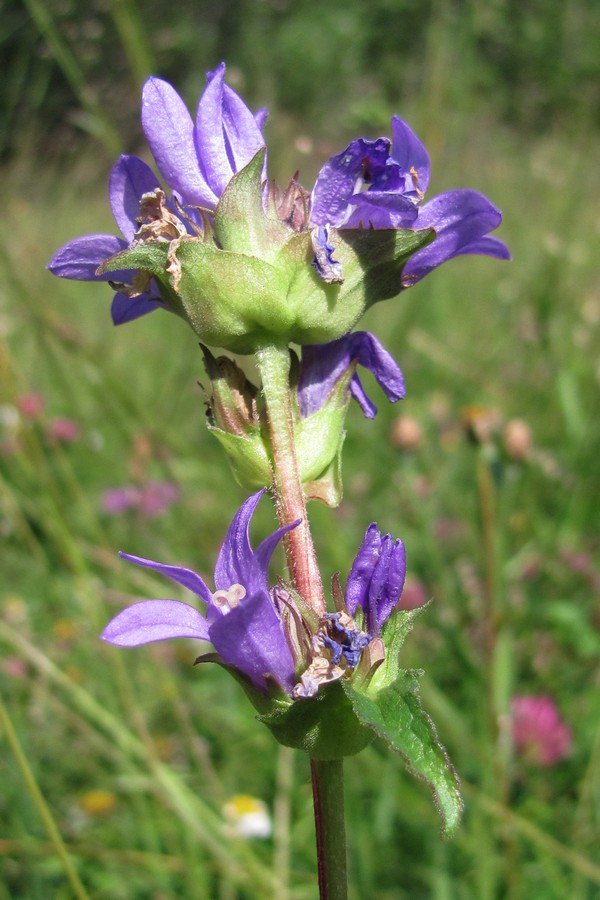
[256,343,347,898]
[256,343,325,615]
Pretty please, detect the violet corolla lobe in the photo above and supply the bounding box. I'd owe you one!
[298,331,405,420]
[346,523,407,635]
[47,155,168,325]
[101,490,296,694]
[142,61,266,210]
[309,115,509,285]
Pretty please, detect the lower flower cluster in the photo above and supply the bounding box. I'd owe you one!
[102,489,406,702]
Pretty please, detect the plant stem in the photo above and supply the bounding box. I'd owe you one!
[311,759,347,900]
[255,343,325,616]
[0,695,90,900]
[256,343,348,898]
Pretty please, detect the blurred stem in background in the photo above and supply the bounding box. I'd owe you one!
[0,696,91,900]
[475,441,516,897]
[23,0,123,156]
[107,0,155,91]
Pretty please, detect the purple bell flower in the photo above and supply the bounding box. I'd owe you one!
[310,115,509,285]
[298,331,405,419]
[101,490,297,694]
[142,62,266,209]
[47,154,167,325]
[48,63,266,326]
[345,523,407,635]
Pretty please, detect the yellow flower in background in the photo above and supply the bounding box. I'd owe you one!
[222,794,271,839]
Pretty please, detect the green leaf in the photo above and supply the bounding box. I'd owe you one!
[344,674,463,836]
[369,604,431,690]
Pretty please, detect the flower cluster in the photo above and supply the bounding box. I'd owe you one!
[48,63,508,348]
[102,490,407,705]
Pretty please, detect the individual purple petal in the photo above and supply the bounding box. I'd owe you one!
[345,189,419,229]
[390,116,431,194]
[208,591,295,692]
[109,155,161,242]
[119,551,212,604]
[346,523,381,617]
[195,63,265,198]
[311,225,344,283]
[255,519,300,581]
[111,292,165,325]
[310,137,391,227]
[47,234,126,281]
[211,64,266,175]
[366,535,406,633]
[212,489,297,598]
[453,234,512,261]
[345,525,406,634]
[348,373,377,418]
[402,189,507,283]
[254,106,269,131]
[101,599,210,646]
[298,332,405,419]
[142,77,216,208]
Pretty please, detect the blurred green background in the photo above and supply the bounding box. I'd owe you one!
[1,1,599,897]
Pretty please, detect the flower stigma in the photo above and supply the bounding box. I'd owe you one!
[212,583,247,614]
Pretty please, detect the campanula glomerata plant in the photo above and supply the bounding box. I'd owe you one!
[49,61,508,898]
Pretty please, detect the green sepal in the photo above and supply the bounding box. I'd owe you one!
[343,675,463,836]
[214,148,289,258]
[303,439,345,507]
[206,425,271,489]
[257,681,374,760]
[173,241,292,352]
[97,241,170,277]
[295,402,348,484]
[276,226,435,346]
[335,226,436,309]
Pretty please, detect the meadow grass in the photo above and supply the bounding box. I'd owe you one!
[1,44,600,900]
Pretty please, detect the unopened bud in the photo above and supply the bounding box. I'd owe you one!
[201,345,258,436]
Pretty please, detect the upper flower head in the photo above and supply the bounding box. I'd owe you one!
[310,115,510,285]
[345,523,407,635]
[101,490,297,694]
[48,65,507,351]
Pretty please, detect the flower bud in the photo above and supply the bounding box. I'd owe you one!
[200,347,271,489]
[201,345,259,437]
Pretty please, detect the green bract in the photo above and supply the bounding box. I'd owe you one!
[98,150,434,354]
